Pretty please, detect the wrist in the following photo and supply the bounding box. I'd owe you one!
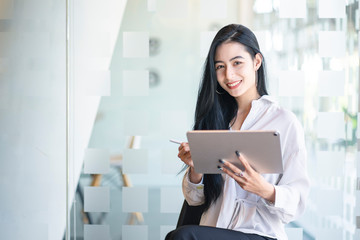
[262,183,276,204]
[189,167,202,184]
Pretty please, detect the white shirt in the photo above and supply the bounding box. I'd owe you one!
[182,95,310,240]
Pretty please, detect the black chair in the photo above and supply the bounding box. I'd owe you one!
[176,200,206,228]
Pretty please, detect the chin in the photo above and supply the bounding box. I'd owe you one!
[228,90,244,98]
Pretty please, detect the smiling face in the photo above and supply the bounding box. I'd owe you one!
[214,41,262,101]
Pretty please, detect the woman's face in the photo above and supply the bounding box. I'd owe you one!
[214,41,262,99]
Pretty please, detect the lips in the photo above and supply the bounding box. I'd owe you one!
[226,80,242,89]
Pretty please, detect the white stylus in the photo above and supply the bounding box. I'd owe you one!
[169,139,182,144]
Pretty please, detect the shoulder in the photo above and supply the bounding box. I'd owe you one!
[259,95,300,125]
[259,95,305,149]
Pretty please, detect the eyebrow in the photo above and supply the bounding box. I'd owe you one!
[214,56,244,64]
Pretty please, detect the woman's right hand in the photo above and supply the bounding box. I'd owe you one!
[178,142,194,167]
[178,142,203,183]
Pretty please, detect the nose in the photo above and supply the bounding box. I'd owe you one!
[225,66,236,81]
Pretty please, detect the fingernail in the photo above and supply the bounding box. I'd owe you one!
[219,159,225,164]
[235,151,240,157]
[217,165,223,170]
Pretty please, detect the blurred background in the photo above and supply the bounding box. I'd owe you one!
[0,0,360,239]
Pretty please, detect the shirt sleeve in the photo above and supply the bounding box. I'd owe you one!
[182,168,205,206]
[263,148,310,224]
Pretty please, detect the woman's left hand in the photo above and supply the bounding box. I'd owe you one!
[219,151,276,203]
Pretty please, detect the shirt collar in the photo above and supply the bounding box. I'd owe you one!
[251,95,276,108]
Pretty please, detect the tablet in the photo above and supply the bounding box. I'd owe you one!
[186,130,283,174]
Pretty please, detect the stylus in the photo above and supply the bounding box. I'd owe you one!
[169,139,182,144]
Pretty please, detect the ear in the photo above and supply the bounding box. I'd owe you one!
[254,53,262,71]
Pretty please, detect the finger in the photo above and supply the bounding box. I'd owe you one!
[184,156,194,168]
[178,145,189,155]
[179,143,190,152]
[178,148,186,158]
[219,159,243,175]
[234,171,244,178]
[235,151,252,171]
[179,142,186,150]
[180,152,193,167]
[178,150,188,159]
[179,147,190,157]
[182,151,190,159]
[218,165,245,182]
[179,151,191,162]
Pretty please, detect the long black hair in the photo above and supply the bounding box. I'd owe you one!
[194,24,268,211]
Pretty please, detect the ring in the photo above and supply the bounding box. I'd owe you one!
[235,171,243,177]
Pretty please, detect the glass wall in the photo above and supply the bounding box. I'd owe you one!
[252,1,359,239]
[68,0,360,239]
[2,0,358,240]
[66,1,360,240]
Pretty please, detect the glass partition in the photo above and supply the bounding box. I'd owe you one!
[252,1,359,239]
[67,0,360,239]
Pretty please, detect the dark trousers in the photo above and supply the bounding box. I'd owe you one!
[165,225,277,240]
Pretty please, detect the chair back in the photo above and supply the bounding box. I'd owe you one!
[176,200,206,228]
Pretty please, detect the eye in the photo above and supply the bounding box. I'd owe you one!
[234,61,242,66]
[215,65,224,70]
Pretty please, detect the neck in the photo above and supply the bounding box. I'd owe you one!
[229,87,260,130]
[235,87,260,113]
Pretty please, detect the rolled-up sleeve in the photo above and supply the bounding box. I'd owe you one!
[182,168,205,206]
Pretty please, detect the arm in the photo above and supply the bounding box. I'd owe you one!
[220,149,309,223]
[178,142,203,183]
[265,118,310,223]
[219,120,310,223]
[263,148,310,223]
[182,167,205,206]
[178,143,205,206]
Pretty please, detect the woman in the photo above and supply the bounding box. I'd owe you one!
[166,24,309,240]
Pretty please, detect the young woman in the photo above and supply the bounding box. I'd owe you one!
[165,24,310,240]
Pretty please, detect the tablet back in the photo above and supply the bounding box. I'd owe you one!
[186,130,283,174]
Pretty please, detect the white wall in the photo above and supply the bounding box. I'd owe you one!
[0,0,67,239]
